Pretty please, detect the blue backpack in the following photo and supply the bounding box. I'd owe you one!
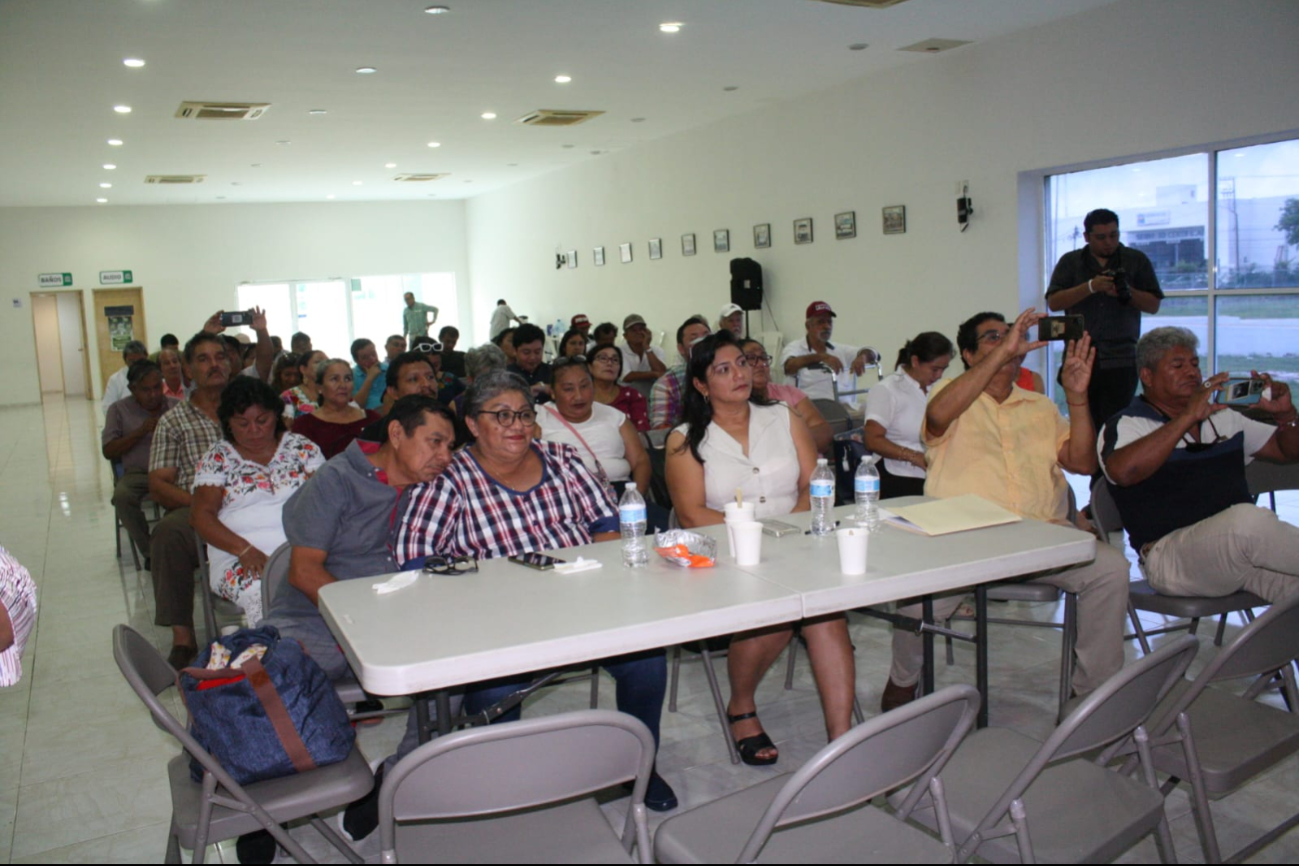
[179,625,354,785]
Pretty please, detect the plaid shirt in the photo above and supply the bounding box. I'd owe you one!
[649,364,687,429]
[396,440,618,564]
[148,399,222,492]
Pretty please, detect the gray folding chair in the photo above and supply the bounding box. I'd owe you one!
[193,535,245,645]
[898,635,1200,863]
[810,398,854,437]
[1142,592,1299,864]
[1246,456,1299,512]
[112,624,371,864]
[655,684,980,863]
[378,709,655,863]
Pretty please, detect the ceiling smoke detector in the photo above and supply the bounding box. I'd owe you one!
[174,101,270,120]
[516,109,605,127]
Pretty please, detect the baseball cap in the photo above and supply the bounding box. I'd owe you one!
[571,314,590,328]
[805,301,837,319]
[719,303,744,318]
[622,314,647,330]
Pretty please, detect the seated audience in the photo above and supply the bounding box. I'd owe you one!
[292,358,379,459]
[365,351,436,438]
[420,341,466,404]
[160,333,180,352]
[191,378,324,625]
[779,301,879,403]
[667,331,854,765]
[741,337,832,455]
[102,359,178,564]
[558,328,588,359]
[650,315,711,429]
[157,347,188,400]
[863,332,954,499]
[506,323,552,404]
[396,370,677,812]
[383,334,407,363]
[350,338,387,412]
[491,326,518,364]
[281,350,327,422]
[0,544,37,688]
[102,340,149,416]
[882,309,1129,711]
[570,313,594,349]
[620,314,668,385]
[438,325,466,378]
[1100,326,1299,600]
[290,331,313,356]
[589,344,650,433]
[592,321,618,348]
[718,302,745,337]
[268,352,300,396]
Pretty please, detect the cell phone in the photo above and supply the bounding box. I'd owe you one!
[1214,377,1267,406]
[508,552,566,571]
[1037,314,1084,343]
[219,310,254,327]
[760,519,800,538]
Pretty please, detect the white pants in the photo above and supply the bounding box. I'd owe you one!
[889,543,1130,696]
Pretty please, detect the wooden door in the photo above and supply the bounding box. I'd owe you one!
[92,287,147,392]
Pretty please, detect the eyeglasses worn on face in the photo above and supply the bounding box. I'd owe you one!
[976,329,1009,345]
[476,408,537,427]
[743,352,772,367]
[423,555,479,575]
[592,353,620,364]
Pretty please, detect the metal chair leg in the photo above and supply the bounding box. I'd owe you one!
[668,645,683,712]
[699,648,742,764]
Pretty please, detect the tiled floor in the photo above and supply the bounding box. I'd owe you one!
[1,395,1297,863]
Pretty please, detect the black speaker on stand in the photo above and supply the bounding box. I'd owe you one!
[729,258,764,337]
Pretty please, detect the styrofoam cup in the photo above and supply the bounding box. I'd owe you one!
[836,526,869,575]
[732,521,764,566]
[724,502,756,557]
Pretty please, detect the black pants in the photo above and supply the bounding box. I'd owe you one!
[878,460,926,500]
[1088,365,1139,432]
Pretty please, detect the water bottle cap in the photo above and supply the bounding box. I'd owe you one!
[816,457,827,466]
[625,482,637,490]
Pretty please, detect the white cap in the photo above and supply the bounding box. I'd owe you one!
[719,302,744,318]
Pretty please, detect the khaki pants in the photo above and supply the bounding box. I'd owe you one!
[1143,503,1299,603]
[889,543,1130,696]
[150,507,199,630]
[112,470,153,556]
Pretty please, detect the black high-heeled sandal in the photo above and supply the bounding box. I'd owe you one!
[727,711,779,766]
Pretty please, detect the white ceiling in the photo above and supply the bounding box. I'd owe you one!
[0,0,1118,208]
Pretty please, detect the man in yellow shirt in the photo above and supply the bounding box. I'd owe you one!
[881,308,1130,712]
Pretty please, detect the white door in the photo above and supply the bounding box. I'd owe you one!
[32,294,64,394]
[56,292,86,397]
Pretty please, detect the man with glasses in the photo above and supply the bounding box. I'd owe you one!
[1047,208,1163,430]
[619,313,668,385]
[779,301,879,405]
[1099,327,1299,601]
[879,309,1130,711]
[649,315,711,429]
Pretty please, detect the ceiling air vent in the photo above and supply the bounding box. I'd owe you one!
[145,175,206,184]
[898,38,971,54]
[174,101,270,120]
[810,0,910,7]
[516,109,605,127]
[393,173,450,182]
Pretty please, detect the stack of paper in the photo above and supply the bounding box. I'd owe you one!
[881,494,1022,536]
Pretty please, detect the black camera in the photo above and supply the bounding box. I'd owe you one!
[1105,268,1131,304]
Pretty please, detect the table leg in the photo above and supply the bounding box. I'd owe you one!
[976,586,989,728]
[435,690,453,737]
[922,596,935,697]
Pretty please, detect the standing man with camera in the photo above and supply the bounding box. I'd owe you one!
[1047,208,1163,430]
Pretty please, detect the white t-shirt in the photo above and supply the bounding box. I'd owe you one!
[778,338,863,403]
[864,369,928,479]
[1098,406,1275,482]
[101,366,131,417]
[489,304,517,339]
[537,402,632,482]
[674,403,801,519]
[620,343,668,380]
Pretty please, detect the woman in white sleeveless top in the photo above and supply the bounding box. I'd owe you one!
[666,332,856,766]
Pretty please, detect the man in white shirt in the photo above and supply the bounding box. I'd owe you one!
[619,314,667,384]
[778,301,878,403]
[489,299,521,339]
[101,340,149,417]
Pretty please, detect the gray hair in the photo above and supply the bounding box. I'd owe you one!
[313,357,351,385]
[1137,327,1199,371]
[464,342,508,381]
[122,340,148,359]
[464,369,534,418]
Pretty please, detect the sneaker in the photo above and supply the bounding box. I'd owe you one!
[341,764,384,842]
[624,771,678,812]
[235,829,277,864]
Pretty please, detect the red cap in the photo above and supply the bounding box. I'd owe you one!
[805,301,836,319]
[571,314,590,327]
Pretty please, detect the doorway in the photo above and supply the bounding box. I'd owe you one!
[30,290,92,399]
[92,287,148,394]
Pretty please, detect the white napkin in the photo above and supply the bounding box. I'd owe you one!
[372,572,419,594]
[553,557,603,575]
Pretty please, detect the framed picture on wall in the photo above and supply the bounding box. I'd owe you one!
[620,242,633,263]
[593,246,605,266]
[681,233,697,256]
[883,205,906,235]
[753,223,771,248]
[834,211,857,239]
[794,217,813,245]
[567,249,577,268]
[713,229,730,253]
[648,237,663,260]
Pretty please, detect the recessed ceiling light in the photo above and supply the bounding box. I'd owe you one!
[99,182,112,188]
[353,181,363,185]
[308,109,327,115]
[96,198,108,203]
[123,58,145,68]
[554,75,572,84]
[113,105,132,114]
[356,67,377,74]
[481,112,496,120]
[107,139,123,146]
[424,5,450,13]
[103,163,117,170]
[659,22,682,33]
[326,194,335,199]
[848,43,868,51]
[275,140,291,145]
[385,162,397,168]
[427,141,441,148]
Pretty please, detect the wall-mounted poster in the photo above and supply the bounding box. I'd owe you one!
[883,205,907,235]
[593,246,606,266]
[713,229,730,253]
[794,218,813,245]
[681,233,697,256]
[753,223,771,248]
[648,238,662,260]
[834,211,856,239]
[620,242,633,263]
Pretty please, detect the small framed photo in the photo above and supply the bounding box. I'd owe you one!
[648,237,663,260]
[794,217,813,245]
[567,249,577,268]
[681,233,696,256]
[713,229,730,253]
[593,246,605,266]
[753,223,771,248]
[883,205,907,235]
[834,211,857,240]
[619,242,633,264]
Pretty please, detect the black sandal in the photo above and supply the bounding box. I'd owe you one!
[727,711,779,766]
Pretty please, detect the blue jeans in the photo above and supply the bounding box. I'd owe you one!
[464,648,667,747]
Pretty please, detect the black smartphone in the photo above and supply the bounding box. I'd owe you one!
[508,552,566,571]
[1213,377,1267,406]
[219,310,254,327]
[1037,314,1084,343]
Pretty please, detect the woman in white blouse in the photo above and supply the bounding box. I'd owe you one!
[863,332,953,499]
[666,331,855,766]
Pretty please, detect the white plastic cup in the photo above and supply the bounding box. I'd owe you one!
[724,502,757,558]
[836,526,869,575]
[732,521,764,566]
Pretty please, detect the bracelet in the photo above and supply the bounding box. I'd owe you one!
[1067,400,1088,407]
[1279,415,1299,429]
[237,544,252,557]
[1087,279,1094,295]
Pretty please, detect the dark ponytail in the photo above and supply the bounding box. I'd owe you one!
[895,331,954,371]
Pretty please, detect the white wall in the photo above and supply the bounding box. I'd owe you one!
[464,0,1299,363]
[0,200,468,406]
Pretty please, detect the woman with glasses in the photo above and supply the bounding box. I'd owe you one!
[666,331,855,766]
[395,369,678,811]
[290,358,379,459]
[739,338,833,454]
[863,331,954,499]
[588,344,650,433]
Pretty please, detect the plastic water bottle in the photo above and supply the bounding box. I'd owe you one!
[619,483,648,568]
[854,455,881,531]
[809,458,836,537]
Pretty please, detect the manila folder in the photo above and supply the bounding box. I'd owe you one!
[885,494,1022,536]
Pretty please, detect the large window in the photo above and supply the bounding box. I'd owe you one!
[1043,137,1299,408]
